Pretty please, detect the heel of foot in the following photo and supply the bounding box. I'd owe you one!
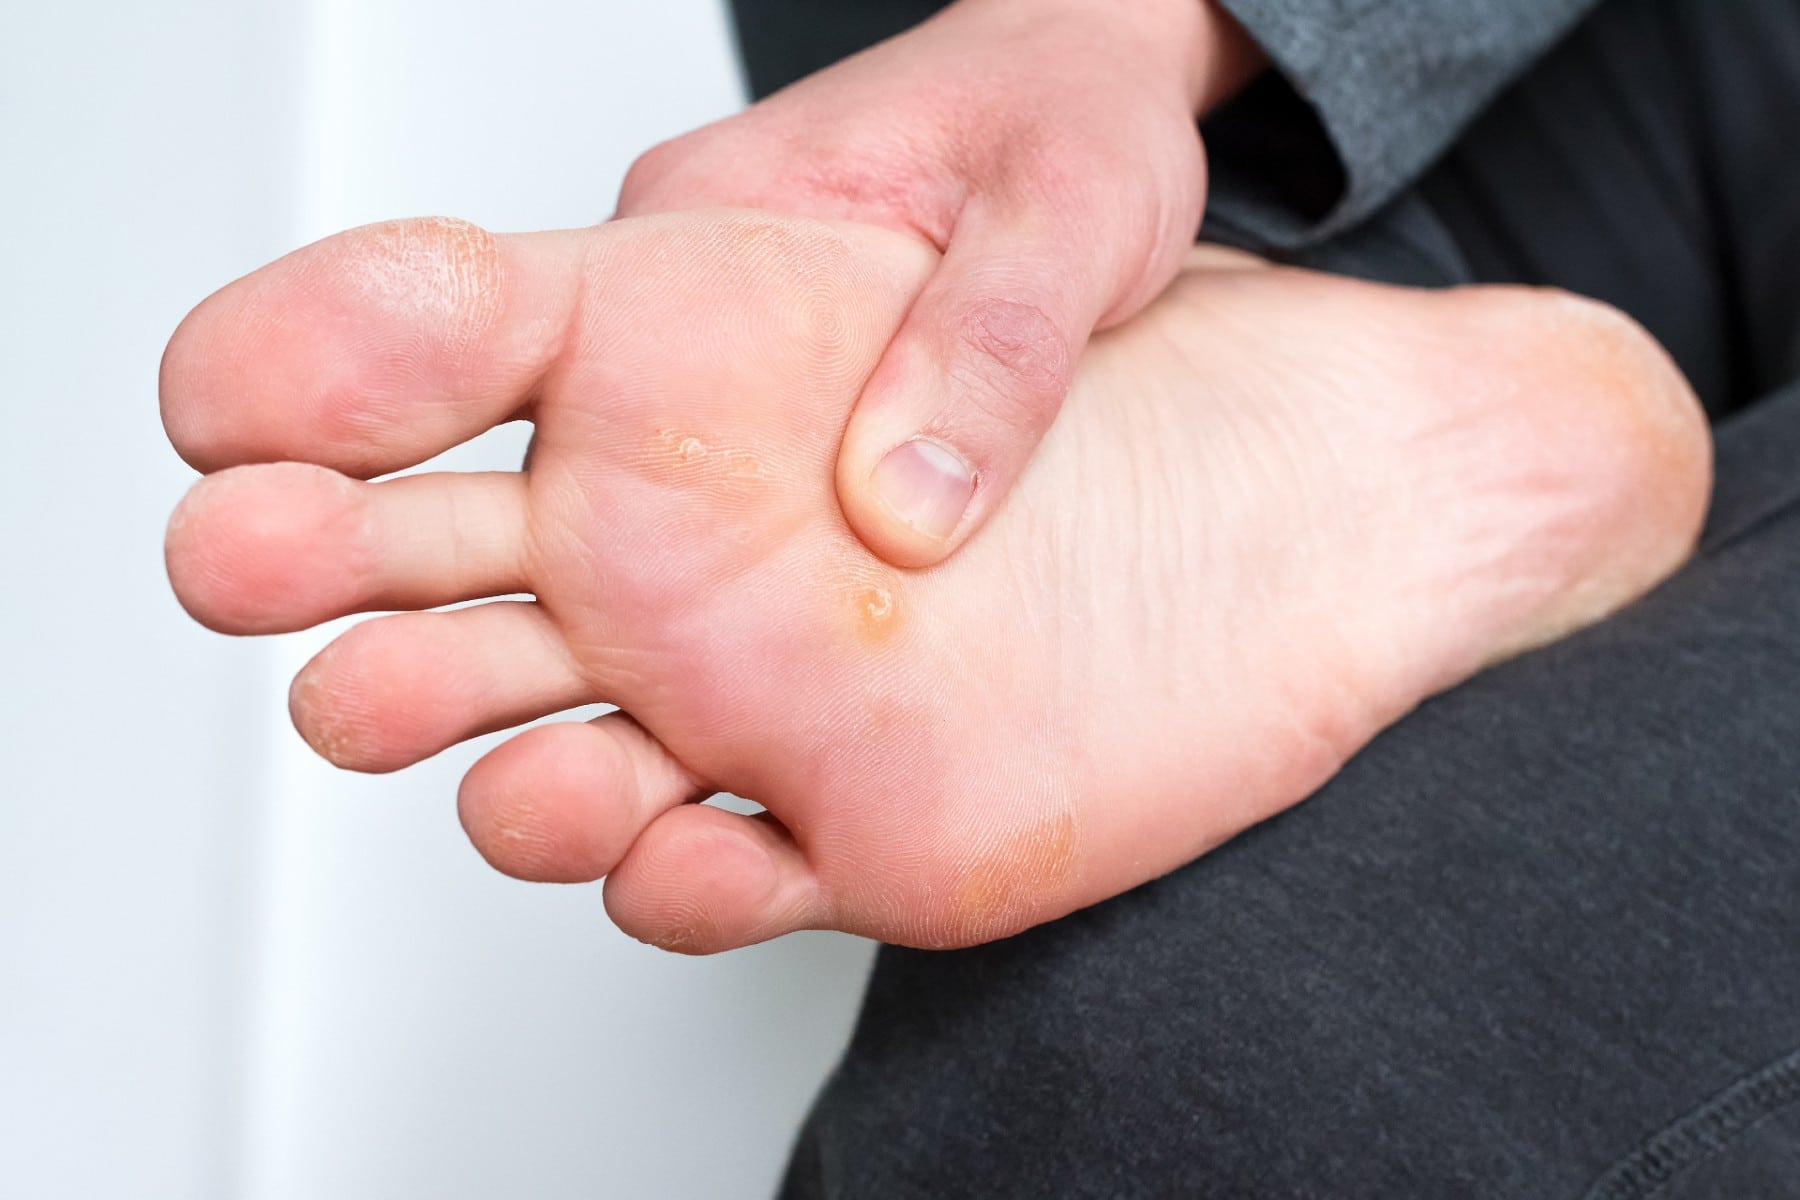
[1538,290,1711,579]
[1470,287,1713,653]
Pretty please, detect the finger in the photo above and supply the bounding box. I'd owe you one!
[167,462,531,634]
[290,601,591,773]
[160,217,587,476]
[603,805,824,955]
[835,204,1169,568]
[458,713,705,884]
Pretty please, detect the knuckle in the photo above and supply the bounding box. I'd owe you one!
[619,116,786,214]
[987,117,1138,223]
[617,138,683,210]
[791,146,960,245]
[949,297,1072,432]
[617,131,720,211]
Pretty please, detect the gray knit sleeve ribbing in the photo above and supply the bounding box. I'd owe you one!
[1206,0,1602,247]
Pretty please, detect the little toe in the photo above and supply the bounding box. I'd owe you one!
[290,601,591,773]
[458,713,704,884]
[603,805,824,954]
[167,462,531,634]
[160,218,586,476]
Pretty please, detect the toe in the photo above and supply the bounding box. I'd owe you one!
[160,218,587,476]
[458,713,703,884]
[603,806,823,954]
[290,601,590,772]
[167,463,531,634]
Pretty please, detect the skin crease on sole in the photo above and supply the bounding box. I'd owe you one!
[161,211,1712,953]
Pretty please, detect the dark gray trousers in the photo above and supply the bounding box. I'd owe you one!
[737,1,1800,1195]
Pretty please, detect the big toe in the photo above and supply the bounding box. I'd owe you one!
[160,217,588,477]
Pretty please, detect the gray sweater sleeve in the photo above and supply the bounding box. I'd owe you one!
[1206,0,1603,248]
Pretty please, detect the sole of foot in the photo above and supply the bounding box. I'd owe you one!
[163,214,1710,951]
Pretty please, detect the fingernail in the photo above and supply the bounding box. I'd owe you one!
[870,438,975,541]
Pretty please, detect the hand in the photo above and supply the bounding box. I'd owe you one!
[615,0,1263,566]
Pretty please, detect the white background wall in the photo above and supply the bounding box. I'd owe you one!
[1,3,877,1197]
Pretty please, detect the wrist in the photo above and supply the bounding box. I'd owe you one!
[970,0,1263,116]
[1183,0,1266,115]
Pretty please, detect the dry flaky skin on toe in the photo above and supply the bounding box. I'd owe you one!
[162,212,1710,953]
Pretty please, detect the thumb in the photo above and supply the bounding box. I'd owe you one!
[837,213,1119,568]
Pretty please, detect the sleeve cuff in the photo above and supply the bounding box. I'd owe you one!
[1203,0,1599,249]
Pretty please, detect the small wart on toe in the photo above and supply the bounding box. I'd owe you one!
[650,429,774,488]
[853,584,901,646]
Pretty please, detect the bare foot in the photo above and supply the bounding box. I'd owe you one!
[161,212,1709,951]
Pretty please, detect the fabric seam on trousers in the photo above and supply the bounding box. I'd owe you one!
[1706,489,1800,561]
[1701,485,1800,558]
[1578,1046,1800,1200]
